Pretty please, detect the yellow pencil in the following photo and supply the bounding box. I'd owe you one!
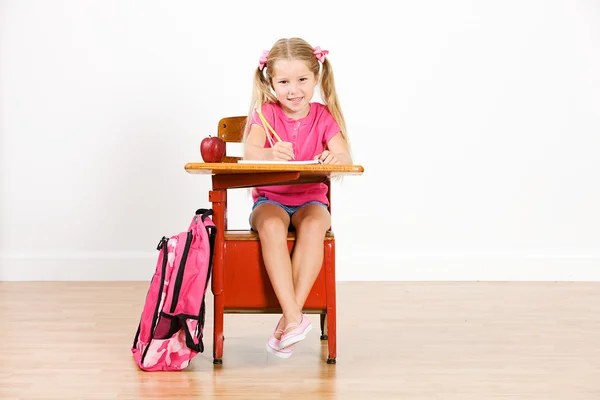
[257,112,282,143]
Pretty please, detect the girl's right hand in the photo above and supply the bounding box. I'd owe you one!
[271,141,295,161]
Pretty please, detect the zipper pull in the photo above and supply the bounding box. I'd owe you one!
[156,236,168,250]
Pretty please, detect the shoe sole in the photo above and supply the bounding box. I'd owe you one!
[266,343,292,359]
[279,324,312,349]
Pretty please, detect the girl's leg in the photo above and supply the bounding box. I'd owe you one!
[251,203,302,335]
[290,204,331,309]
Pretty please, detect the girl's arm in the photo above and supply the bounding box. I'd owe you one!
[316,133,353,165]
[244,124,295,160]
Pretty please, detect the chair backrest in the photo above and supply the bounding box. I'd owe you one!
[218,116,246,163]
[216,116,332,211]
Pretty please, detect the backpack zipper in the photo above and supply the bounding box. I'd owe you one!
[140,236,169,364]
[169,230,193,313]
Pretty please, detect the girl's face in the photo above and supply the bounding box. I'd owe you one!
[271,59,317,119]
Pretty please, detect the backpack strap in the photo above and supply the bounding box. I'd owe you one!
[195,208,214,222]
[179,315,204,353]
[204,225,216,291]
[178,214,218,354]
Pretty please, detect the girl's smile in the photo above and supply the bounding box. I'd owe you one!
[271,59,317,119]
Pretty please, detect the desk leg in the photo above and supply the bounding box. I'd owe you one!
[325,240,337,364]
[209,188,227,364]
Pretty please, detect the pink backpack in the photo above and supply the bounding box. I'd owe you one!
[131,208,216,371]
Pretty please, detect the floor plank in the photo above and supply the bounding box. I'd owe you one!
[1,281,599,399]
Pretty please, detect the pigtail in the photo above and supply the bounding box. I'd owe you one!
[320,58,350,152]
[243,68,278,142]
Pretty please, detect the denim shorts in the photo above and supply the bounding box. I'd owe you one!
[249,197,328,229]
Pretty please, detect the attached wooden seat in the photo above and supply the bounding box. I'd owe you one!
[224,229,335,241]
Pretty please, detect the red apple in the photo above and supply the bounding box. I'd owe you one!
[200,135,226,163]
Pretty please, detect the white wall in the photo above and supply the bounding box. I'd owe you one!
[1,0,599,281]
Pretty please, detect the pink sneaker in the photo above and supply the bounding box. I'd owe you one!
[279,314,312,349]
[266,329,293,359]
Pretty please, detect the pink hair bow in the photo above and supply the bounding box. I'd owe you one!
[313,46,329,63]
[258,50,269,70]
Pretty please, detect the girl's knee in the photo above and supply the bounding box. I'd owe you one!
[296,214,330,237]
[255,215,289,238]
[252,204,290,234]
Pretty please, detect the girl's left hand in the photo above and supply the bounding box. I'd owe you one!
[314,150,340,165]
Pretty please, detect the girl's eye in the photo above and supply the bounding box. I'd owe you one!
[279,80,288,84]
[299,78,307,82]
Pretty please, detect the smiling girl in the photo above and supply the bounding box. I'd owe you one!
[242,37,352,358]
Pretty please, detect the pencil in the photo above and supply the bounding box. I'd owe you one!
[257,112,282,143]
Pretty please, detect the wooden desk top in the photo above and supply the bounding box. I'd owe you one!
[184,162,364,176]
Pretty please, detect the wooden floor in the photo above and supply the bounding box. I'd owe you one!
[1,282,599,399]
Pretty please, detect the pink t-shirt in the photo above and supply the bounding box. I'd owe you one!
[249,102,341,206]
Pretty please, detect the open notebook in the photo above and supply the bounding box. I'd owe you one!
[237,160,322,165]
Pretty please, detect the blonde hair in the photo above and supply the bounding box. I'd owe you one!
[243,38,349,149]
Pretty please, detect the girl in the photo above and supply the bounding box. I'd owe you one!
[243,37,351,358]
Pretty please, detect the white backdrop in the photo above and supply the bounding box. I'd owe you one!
[1,0,599,281]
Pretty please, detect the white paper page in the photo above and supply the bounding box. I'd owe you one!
[237,160,321,165]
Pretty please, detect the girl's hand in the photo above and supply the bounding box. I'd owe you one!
[271,141,295,161]
[314,150,340,165]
